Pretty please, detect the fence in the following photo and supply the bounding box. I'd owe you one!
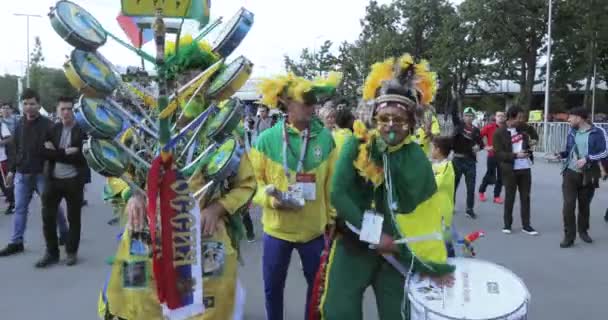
[437,116,608,153]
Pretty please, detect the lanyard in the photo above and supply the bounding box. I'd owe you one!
[282,123,310,180]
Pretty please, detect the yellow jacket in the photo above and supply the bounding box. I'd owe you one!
[432,160,455,228]
[416,115,440,156]
[250,119,337,243]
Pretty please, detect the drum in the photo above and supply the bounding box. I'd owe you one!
[64,49,120,98]
[75,97,124,139]
[201,138,244,182]
[408,258,530,320]
[83,138,128,178]
[206,56,253,101]
[204,98,244,142]
[49,0,107,51]
[211,8,254,58]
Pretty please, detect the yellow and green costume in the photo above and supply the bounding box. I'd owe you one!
[318,54,453,320]
[100,140,256,320]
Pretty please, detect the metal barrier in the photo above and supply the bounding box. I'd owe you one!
[437,116,608,153]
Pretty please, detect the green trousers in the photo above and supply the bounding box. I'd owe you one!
[320,237,410,320]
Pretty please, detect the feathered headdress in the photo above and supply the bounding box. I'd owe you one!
[362,54,437,109]
[165,34,220,79]
[257,72,342,109]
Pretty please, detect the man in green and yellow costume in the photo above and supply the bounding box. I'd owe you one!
[318,55,455,320]
[250,72,341,320]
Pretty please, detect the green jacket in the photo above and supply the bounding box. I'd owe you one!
[331,135,455,276]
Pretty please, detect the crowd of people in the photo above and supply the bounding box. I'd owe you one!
[1,57,607,320]
[0,89,90,267]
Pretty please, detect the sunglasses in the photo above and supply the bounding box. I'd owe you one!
[375,114,408,127]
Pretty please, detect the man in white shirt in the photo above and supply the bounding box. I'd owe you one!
[493,106,538,236]
[0,120,14,215]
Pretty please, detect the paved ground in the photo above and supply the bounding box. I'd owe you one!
[0,154,607,319]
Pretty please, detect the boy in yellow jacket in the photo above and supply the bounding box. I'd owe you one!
[250,72,341,320]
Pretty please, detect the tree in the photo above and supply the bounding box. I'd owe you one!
[430,1,489,113]
[283,40,338,78]
[24,37,77,112]
[465,0,549,111]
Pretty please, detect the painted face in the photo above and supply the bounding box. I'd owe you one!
[463,113,474,125]
[375,104,410,146]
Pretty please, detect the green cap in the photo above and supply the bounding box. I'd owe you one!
[463,107,476,115]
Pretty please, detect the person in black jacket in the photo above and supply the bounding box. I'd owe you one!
[493,106,538,236]
[0,89,69,257]
[36,97,89,267]
[451,106,484,218]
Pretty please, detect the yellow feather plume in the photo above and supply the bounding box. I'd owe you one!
[362,58,395,101]
[415,59,437,105]
[398,54,414,70]
[312,71,343,88]
[165,41,176,56]
[257,74,293,108]
[288,77,313,104]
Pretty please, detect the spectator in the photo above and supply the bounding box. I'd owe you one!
[557,107,607,248]
[493,106,538,236]
[479,111,506,204]
[0,117,14,215]
[1,102,19,135]
[0,89,68,257]
[318,105,337,131]
[451,106,484,219]
[332,108,354,155]
[254,105,273,138]
[36,97,89,267]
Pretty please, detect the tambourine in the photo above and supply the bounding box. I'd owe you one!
[75,96,124,139]
[64,49,120,98]
[211,7,254,58]
[206,56,253,101]
[201,138,244,182]
[83,138,128,178]
[49,0,107,51]
[204,98,244,142]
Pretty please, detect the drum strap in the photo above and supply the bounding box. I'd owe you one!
[282,124,310,181]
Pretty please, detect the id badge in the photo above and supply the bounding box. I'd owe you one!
[359,210,384,245]
[286,184,305,204]
[296,173,316,201]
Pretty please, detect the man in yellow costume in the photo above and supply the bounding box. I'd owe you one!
[102,128,256,320]
[250,72,341,320]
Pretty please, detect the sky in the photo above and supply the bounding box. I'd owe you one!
[1,0,465,78]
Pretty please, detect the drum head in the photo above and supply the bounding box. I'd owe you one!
[205,99,244,141]
[408,258,530,320]
[205,56,252,101]
[51,1,107,50]
[85,138,128,177]
[77,97,124,139]
[212,7,254,58]
[203,139,236,179]
[69,49,120,97]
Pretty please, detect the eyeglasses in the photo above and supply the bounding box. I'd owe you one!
[375,114,407,127]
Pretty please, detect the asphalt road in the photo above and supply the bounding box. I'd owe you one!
[0,154,607,319]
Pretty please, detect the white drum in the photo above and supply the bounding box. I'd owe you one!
[408,258,530,320]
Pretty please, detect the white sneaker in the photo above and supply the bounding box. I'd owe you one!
[502,228,512,234]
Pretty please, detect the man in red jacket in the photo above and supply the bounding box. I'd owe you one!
[479,111,506,204]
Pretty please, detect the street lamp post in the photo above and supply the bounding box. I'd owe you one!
[14,13,42,88]
[542,0,553,153]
